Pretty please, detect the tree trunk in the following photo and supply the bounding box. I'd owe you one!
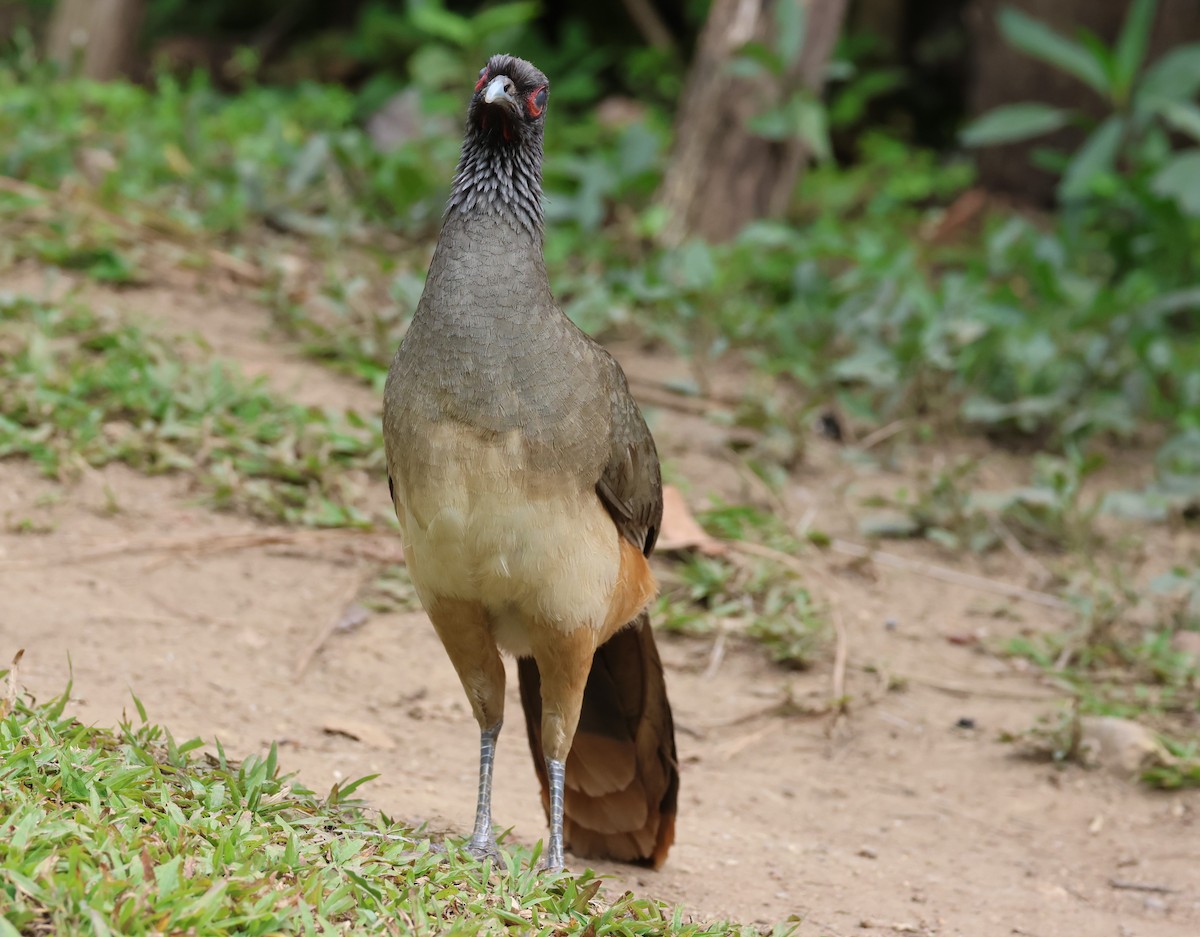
[658,0,849,244]
[46,0,146,80]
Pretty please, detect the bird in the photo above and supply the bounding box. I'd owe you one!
[381,53,678,872]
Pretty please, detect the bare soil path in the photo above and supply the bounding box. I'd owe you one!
[2,269,1197,937]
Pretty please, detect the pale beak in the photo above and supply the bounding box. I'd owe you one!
[483,75,517,108]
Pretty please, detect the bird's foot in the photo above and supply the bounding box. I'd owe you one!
[539,842,565,873]
[467,835,503,863]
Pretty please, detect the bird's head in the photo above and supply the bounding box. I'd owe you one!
[466,54,550,148]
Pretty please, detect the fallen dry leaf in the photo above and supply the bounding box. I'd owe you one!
[321,717,396,750]
[656,485,728,556]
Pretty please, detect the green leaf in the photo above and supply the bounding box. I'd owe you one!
[774,0,807,66]
[731,40,783,78]
[858,512,921,539]
[1156,430,1200,492]
[408,0,473,46]
[673,241,716,291]
[1136,43,1200,113]
[1160,101,1200,144]
[793,96,831,161]
[1113,0,1158,99]
[999,6,1111,98]
[471,2,538,36]
[1152,151,1200,216]
[747,94,831,159]
[960,103,1071,146]
[747,106,792,140]
[1137,285,1200,322]
[1058,114,1124,201]
[829,68,904,127]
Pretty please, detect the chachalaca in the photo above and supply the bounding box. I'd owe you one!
[382,54,678,871]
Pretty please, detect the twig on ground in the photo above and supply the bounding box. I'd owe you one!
[825,608,852,738]
[294,570,375,677]
[794,502,818,538]
[716,722,776,762]
[729,538,807,575]
[728,536,1067,613]
[857,921,925,934]
[895,673,1063,702]
[830,609,849,712]
[146,594,241,629]
[1108,879,1177,894]
[628,382,727,416]
[0,175,264,284]
[987,516,1055,585]
[625,374,743,409]
[830,538,1070,611]
[856,420,907,451]
[1053,639,1078,673]
[702,627,727,680]
[0,529,403,569]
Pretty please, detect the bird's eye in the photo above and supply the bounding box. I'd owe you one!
[527,86,548,118]
[474,66,489,92]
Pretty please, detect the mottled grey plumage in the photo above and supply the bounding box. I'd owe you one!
[381,54,676,872]
[444,54,547,238]
[384,52,662,552]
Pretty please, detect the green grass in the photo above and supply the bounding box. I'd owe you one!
[856,448,1110,557]
[0,295,383,527]
[0,62,1193,473]
[0,678,790,936]
[655,502,830,669]
[1000,570,1200,788]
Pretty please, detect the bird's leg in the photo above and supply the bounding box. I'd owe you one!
[425,599,507,863]
[543,756,567,871]
[528,626,594,873]
[467,721,503,860]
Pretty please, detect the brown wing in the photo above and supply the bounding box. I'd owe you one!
[594,358,663,558]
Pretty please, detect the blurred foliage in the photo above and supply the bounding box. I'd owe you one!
[0,1,1191,480]
[655,502,830,669]
[0,295,383,527]
[962,0,1200,283]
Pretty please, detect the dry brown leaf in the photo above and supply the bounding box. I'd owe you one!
[1,648,23,719]
[656,485,727,556]
[321,717,396,750]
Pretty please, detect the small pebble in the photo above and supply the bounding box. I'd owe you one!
[956,717,976,730]
[857,846,878,859]
[885,617,898,631]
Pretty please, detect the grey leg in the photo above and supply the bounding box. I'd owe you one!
[542,757,566,871]
[467,722,502,860]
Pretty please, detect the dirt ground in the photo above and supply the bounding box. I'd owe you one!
[2,268,1198,937]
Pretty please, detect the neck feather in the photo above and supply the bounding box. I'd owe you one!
[445,128,544,238]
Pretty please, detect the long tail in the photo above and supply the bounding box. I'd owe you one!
[517,612,678,867]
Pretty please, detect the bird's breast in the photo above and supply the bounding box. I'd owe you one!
[388,421,622,656]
